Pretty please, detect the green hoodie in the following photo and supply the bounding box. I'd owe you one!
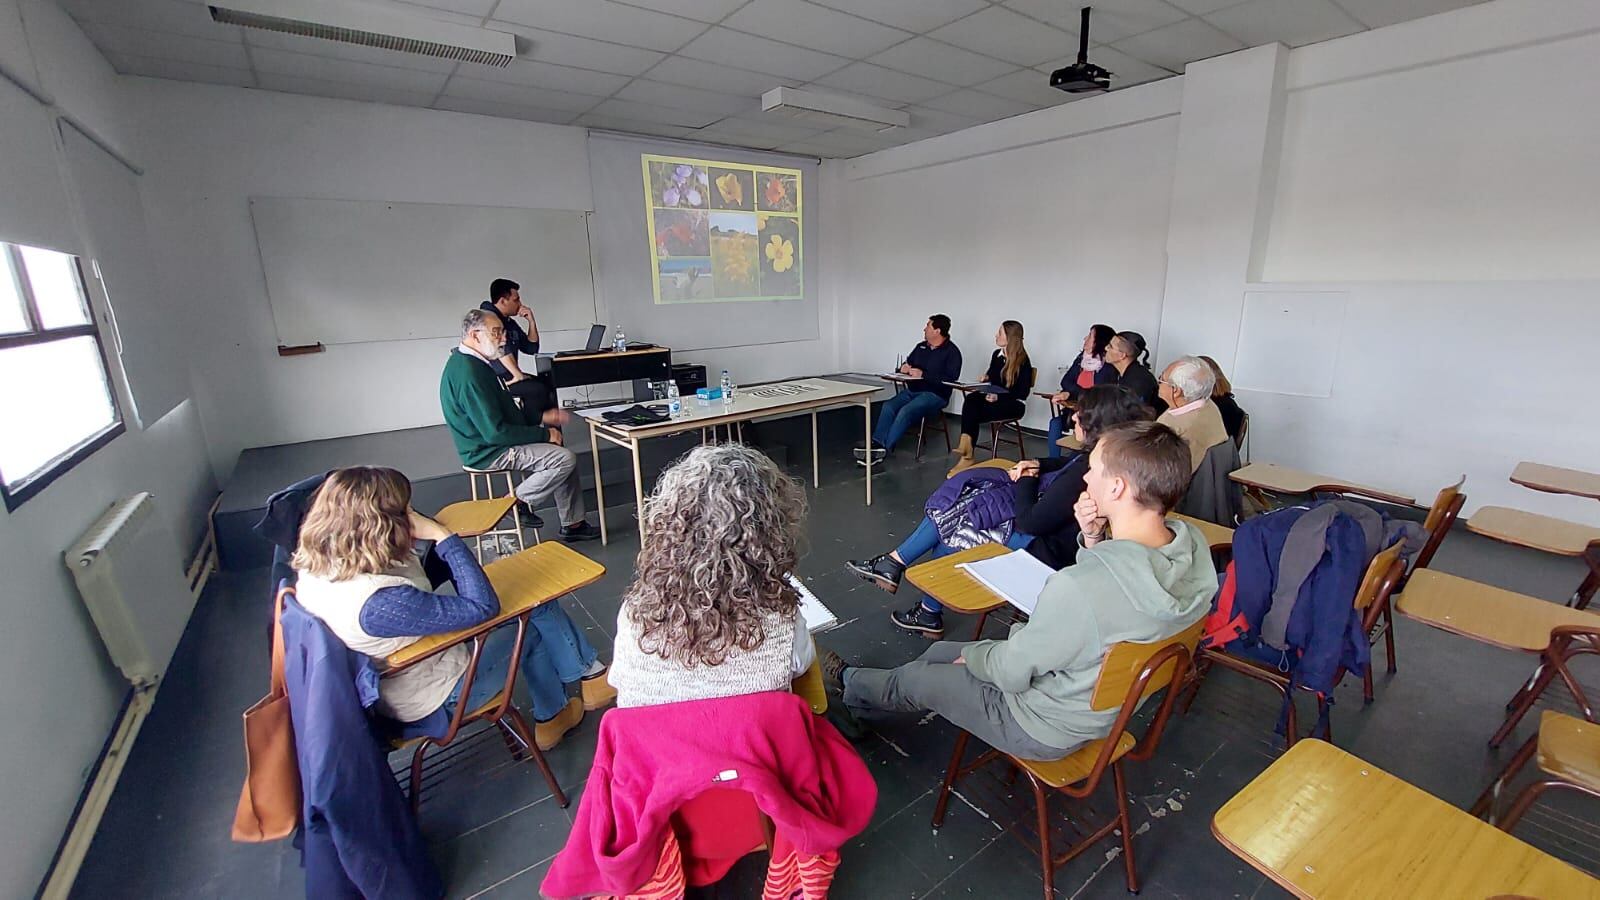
[962,518,1215,752]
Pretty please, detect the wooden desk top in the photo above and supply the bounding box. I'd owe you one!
[433,497,516,538]
[1229,463,1415,506]
[1056,434,1084,452]
[1397,569,1600,653]
[1172,513,1235,549]
[581,378,877,439]
[904,543,1012,615]
[1512,462,1600,500]
[1213,739,1600,899]
[1467,506,1600,556]
[386,543,605,669]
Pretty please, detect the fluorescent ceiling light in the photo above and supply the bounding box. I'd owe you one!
[761,87,910,133]
[209,0,516,67]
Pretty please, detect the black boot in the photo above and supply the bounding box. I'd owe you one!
[846,553,905,593]
[890,602,944,638]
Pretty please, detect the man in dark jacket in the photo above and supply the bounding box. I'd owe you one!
[856,315,962,466]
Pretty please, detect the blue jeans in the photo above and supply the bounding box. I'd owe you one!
[445,600,598,722]
[894,516,1033,615]
[1047,414,1069,459]
[873,390,947,452]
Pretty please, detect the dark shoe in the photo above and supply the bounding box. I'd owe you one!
[846,553,904,593]
[561,520,601,543]
[819,647,848,697]
[854,446,888,467]
[517,501,545,530]
[891,603,944,639]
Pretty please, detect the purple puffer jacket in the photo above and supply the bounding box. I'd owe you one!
[925,466,1066,532]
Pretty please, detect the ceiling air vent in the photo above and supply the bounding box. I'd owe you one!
[209,0,516,67]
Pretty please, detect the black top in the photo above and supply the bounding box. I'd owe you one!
[478,300,539,380]
[1015,453,1088,569]
[981,349,1034,404]
[905,339,963,400]
[1057,352,1118,401]
[1110,362,1160,411]
[1213,392,1246,441]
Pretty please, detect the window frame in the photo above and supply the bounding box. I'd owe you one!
[0,243,124,511]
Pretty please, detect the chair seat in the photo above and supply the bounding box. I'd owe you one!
[435,497,517,537]
[1467,506,1600,556]
[1537,711,1600,793]
[1016,732,1136,788]
[1397,570,1600,652]
[389,692,508,750]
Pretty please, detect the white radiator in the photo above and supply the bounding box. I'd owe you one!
[64,492,195,687]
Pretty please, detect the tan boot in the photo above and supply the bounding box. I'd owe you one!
[581,668,618,711]
[953,434,974,458]
[533,697,584,751]
[947,456,979,477]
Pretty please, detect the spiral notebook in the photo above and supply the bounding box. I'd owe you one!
[956,550,1054,615]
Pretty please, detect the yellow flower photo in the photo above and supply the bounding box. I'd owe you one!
[765,234,794,273]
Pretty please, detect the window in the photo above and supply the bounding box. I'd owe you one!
[0,243,122,510]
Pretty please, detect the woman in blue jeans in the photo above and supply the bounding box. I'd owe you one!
[292,467,613,752]
[845,384,1155,638]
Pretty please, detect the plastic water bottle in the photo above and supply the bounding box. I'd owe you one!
[720,369,733,406]
[666,380,682,418]
[613,325,627,352]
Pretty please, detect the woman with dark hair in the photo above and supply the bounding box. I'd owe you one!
[1047,323,1117,458]
[847,384,1155,638]
[951,320,1034,474]
[1198,354,1246,443]
[609,444,815,707]
[1106,330,1161,411]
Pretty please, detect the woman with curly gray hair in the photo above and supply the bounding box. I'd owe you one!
[610,443,816,708]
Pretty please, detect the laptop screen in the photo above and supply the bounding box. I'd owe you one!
[586,323,606,351]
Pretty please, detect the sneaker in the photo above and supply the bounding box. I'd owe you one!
[580,668,618,711]
[561,521,601,543]
[846,553,905,593]
[819,647,848,697]
[854,446,888,468]
[516,501,545,531]
[891,603,944,638]
[533,698,584,751]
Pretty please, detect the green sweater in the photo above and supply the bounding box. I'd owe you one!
[962,519,1215,752]
[439,349,550,469]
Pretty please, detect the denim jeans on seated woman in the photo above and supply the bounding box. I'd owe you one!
[444,600,598,722]
[1046,415,1070,459]
[893,515,1033,615]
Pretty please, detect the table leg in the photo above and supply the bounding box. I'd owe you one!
[590,419,608,546]
[864,400,873,506]
[811,411,819,488]
[631,438,645,534]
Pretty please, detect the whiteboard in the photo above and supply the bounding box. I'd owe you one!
[250,197,596,346]
[1233,290,1347,398]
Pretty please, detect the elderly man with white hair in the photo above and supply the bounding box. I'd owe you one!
[1155,355,1230,473]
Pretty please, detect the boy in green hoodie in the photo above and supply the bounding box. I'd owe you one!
[831,421,1215,760]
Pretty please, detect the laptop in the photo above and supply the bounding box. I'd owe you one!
[554,324,607,358]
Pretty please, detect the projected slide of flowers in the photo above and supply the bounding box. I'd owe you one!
[643,154,801,304]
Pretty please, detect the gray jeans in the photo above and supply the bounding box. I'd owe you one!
[490,442,585,526]
[843,641,1074,761]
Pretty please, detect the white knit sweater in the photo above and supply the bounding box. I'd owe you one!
[610,603,813,708]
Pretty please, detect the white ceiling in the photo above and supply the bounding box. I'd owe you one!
[59,0,1488,158]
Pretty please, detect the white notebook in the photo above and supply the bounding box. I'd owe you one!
[956,550,1054,615]
[787,573,838,633]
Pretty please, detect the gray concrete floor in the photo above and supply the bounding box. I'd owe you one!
[71,434,1599,899]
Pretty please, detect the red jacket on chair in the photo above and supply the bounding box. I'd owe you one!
[542,692,877,898]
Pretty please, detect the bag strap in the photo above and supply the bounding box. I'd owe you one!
[269,587,289,698]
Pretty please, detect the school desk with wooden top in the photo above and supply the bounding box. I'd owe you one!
[1229,462,1415,507]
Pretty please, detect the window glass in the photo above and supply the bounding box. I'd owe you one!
[20,245,91,329]
[0,336,117,489]
[0,257,25,334]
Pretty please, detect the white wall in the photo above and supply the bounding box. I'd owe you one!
[0,2,216,895]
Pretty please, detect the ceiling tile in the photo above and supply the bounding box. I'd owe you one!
[1164,0,1247,14]
[809,0,987,32]
[242,28,458,73]
[615,79,759,116]
[694,115,831,143]
[723,0,912,59]
[587,98,724,128]
[81,22,249,69]
[868,37,1018,87]
[1333,0,1482,30]
[572,114,698,139]
[812,61,954,105]
[432,94,579,124]
[1205,0,1364,48]
[59,0,241,41]
[393,0,498,15]
[1004,0,1188,45]
[1111,17,1244,71]
[1038,43,1176,87]
[803,127,902,153]
[104,51,256,88]
[900,104,982,134]
[918,88,1037,121]
[492,0,707,52]
[928,6,1079,68]
[681,128,792,151]
[646,56,801,95]
[973,69,1080,107]
[457,59,630,96]
[249,47,451,93]
[488,22,667,75]
[388,1,493,25]
[255,71,440,108]
[619,0,760,22]
[441,76,603,111]
[677,27,851,82]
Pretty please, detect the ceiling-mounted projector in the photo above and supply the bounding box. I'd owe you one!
[1049,6,1111,94]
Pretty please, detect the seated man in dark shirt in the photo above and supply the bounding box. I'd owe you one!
[855,315,963,466]
[480,278,555,424]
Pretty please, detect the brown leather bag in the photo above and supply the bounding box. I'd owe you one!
[231,587,300,841]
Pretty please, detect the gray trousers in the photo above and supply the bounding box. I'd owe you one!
[490,442,585,526]
[843,641,1074,761]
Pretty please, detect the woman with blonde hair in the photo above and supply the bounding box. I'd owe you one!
[292,466,613,750]
[609,444,815,707]
[950,320,1034,474]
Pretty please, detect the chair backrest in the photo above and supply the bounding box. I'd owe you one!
[1412,476,1466,573]
[1353,542,1406,612]
[1235,411,1250,452]
[1090,618,1207,712]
